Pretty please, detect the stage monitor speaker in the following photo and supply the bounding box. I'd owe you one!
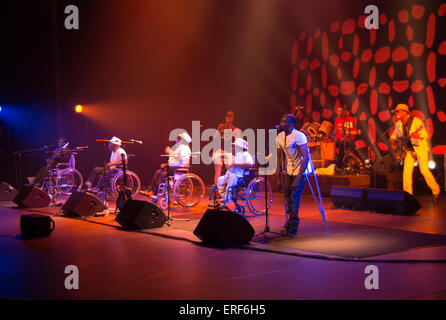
[0,182,18,201]
[62,191,107,217]
[330,186,368,210]
[367,188,421,215]
[20,214,55,239]
[193,209,255,247]
[13,185,51,208]
[115,200,166,230]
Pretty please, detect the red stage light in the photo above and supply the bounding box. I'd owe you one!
[437,111,446,122]
[411,80,424,93]
[389,20,395,42]
[392,46,408,62]
[410,42,424,56]
[378,82,391,94]
[439,41,446,55]
[426,86,436,114]
[426,52,436,82]
[330,21,340,33]
[378,142,388,151]
[392,80,409,93]
[341,19,356,34]
[398,10,410,23]
[340,81,355,95]
[351,98,359,114]
[426,14,436,48]
[370,89,377,115]
[374,46,390,63]
[320,92,326,106]
[356,83,368,95]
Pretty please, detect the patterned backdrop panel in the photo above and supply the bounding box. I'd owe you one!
[290,3,446,159]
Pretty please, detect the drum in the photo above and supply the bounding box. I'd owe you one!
[301,122,320,140]
[318,121,333,138]
[321,141,335,160]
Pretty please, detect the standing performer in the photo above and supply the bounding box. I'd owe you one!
[33,137,71,187]
[334,106,357,170]
[84,136,127,191]
[276,114,311,236]
[212,110,241,185]
[389,104,440,204]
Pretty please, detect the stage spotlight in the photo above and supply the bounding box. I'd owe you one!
[75,105,83,113]
[414,161,418,167]
[428,160,436,170]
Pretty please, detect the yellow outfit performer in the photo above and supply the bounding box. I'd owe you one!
[389,104,440,204]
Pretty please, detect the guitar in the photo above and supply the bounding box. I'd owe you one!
[46,141,69,167]
[115,153,132,212]
[391,125,423,161]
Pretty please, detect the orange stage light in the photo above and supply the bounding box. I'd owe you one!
[75,105,83,113]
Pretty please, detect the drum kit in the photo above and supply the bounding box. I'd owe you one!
[300,120,335,168]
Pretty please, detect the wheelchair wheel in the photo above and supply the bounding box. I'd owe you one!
[246,177,273,215]
[56,168,83,195]
[174,173,205,207]
[111,170,141,197]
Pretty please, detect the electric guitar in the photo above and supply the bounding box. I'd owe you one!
[391,125,423,161]
[115,153,132,212]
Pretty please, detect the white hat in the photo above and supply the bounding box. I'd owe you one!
[180,132,192,144]
[109,136,122,146]
[233,138,248,150]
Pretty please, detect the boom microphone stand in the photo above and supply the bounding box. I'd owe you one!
[160,154,190,226]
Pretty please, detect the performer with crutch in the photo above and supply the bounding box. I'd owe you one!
[276,114,312,236]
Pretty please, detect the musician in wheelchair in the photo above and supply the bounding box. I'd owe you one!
[84,136,128,192]
[145,132,192,196]
[33,137,71,187]
[217,138,254,205]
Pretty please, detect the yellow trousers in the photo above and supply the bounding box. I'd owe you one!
[403,147,440,196]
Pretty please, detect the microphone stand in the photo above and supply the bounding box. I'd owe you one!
[369,127,392,188]
[13,145,54,189]
[161,154,190,226]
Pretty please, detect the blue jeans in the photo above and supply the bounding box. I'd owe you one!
[284,174,306,229]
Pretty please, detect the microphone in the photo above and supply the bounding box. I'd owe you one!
[273,125,284,132]
[130,139,143,144]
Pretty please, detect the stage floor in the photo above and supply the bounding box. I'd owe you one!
[1,191,446,300]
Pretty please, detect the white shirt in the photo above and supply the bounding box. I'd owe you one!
[169,143,191,167]
[110,148,127,169]
[228,151,254,177]
[276,129,313,176]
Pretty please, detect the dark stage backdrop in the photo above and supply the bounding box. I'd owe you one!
[0,0,444,188]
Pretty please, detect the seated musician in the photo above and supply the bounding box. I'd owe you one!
[217,138,254,205]
[33,137,71,187]
[334,106,357,171]
[145,132,192,196]
[84,136,127,191]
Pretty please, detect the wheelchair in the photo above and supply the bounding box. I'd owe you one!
[151,167,205,210]
[41,156,83,200]
[208,165,273,216]
[92,168,141,199]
